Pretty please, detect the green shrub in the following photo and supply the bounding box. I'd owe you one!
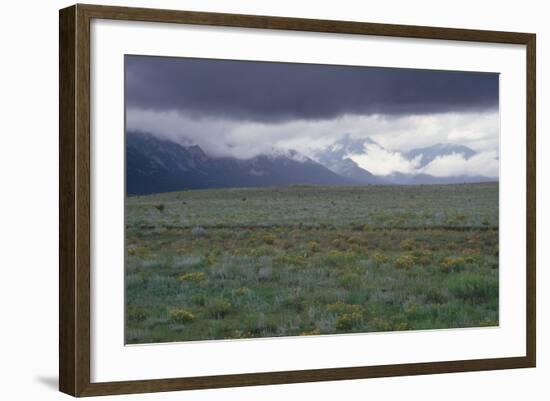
[207,298,233,319]
[369,317,410,332]
[338,272,361,289]
[439,257,467,273]
[423,287,447,304]
[455,213,466,221]
[241,312,278,335]
[169,308,195,323]
[308,241,320,253]
[262,233,277,245]
[127,245,148,257]
[400,239,415,251]
[371,252,390,264]
[232,287,252,297]
[325,250,356,268]
[191,293,207,306]
[177,272,206,283]
[127,307,147,322]
[331,238,346,250]
[369,317,393,331]
[394,254,415,269]
[335,312,363,330]
[327,302,365,316]
[274,254,307,267]
[347,236,362,245]
[282,287,305,311]
[362,223,374,231]
[448,273,498,303]
[411,249,433,265]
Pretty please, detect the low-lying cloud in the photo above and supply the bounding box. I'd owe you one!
[349,144,422,176]
[421,151,499,178]
[125,56,500,179]
[126,108,499,168]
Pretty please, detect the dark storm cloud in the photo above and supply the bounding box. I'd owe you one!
[125,55,499,122]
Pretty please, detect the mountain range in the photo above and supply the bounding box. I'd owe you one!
[126,131,496,195]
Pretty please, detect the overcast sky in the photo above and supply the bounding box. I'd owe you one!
[125,55,499,177]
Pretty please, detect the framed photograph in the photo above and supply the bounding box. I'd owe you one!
[59,4,536,397]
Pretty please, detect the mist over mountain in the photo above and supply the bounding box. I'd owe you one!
[125,56,499,195]
[126,131,497,195]
[126,132,353,195]
[404,143,477,168]
[315,135,496,185]
[313,135,385,184]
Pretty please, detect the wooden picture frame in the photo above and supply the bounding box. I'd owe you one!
[59,3,536,397]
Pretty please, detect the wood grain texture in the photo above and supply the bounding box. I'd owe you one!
[75,4,92,396]
[59,3,536,397]
[59,5,76,396]
[78,3,533,43]
[525,34,536,367]
[59,4,92,396]
[78,357,533,396]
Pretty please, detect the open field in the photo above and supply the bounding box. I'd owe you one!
[125,183,499,344]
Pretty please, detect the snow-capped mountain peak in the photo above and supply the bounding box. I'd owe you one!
[313,135,385,184]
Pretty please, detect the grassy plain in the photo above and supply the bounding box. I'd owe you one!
[125,183,499,344]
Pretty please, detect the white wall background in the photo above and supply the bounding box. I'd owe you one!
[0,0,546,399]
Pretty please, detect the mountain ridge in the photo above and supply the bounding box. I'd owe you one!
[126,131,497,195]
[315,135,495,186]
[126,132,354,195]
